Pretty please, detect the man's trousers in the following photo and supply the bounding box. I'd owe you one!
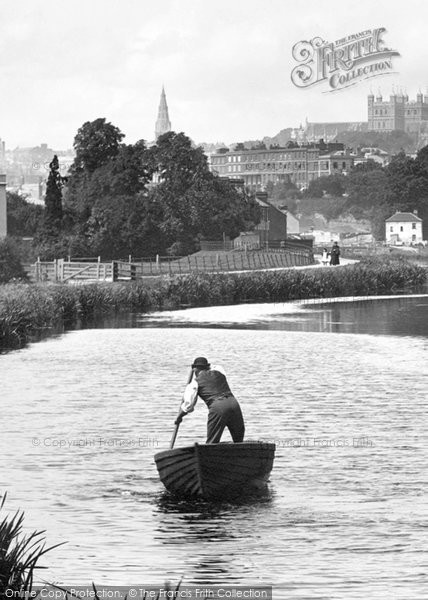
[206,395,245,444]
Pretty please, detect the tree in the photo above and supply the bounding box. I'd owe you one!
[71,118,124,174]
[43,155,63,236]
[62,136,156,256]
[346,162,389,212]
[335,130,417,154]
[147,132,260,254]
[386,150,428,238]
[304,174,347,198]
[0,237,27,283]
[88,140,154,199]
[33,155,66,258]
[415,145,428,172]
[83,193,164,259]
[150,132,209,193]
[65,118,121,225]
[343,162,390,237]
[386,152,428,210]
[52,127,260,258]
[6,192,44,237]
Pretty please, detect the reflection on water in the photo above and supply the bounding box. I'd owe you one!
[131,294,428,337]
[1,296,428,599]
[153,490,276,583]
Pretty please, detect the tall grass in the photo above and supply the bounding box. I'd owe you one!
[0,257,426,349]
[0,494,62,596]
[0,493,182,598]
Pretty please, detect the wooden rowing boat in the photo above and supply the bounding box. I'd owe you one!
[154,441,275,499]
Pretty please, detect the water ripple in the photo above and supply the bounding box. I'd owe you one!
[1,297,427,599]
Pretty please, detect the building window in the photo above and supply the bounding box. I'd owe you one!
[400,226,403,232]
[390,226,393,232]
[412,223,416,229]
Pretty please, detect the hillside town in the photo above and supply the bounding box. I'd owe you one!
[0,87,427,255]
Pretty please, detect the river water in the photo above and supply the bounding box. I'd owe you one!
[1,295,428,599]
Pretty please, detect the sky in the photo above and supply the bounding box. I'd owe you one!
[0,0,427,150]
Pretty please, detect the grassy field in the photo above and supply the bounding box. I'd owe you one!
[1,257,426,350]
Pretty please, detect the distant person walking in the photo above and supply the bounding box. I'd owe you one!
[321,248,329,266]
[175,357,245,444]
[330,241,340,266]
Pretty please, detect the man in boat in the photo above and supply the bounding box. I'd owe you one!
[175,357,245,444]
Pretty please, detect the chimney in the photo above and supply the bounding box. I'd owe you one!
[413,209,418,216]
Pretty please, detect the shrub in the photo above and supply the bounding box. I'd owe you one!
[0,238,28,284]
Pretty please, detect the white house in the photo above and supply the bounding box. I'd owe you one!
[300,230,340,245]
[385,211,423,245]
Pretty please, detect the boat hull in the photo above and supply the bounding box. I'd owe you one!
[154,441,275,499]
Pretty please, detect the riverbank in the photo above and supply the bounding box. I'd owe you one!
[0,257,426,350]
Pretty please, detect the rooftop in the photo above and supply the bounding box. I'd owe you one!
[385,212,422,223]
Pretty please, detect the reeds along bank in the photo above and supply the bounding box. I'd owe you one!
[0,258,426,350]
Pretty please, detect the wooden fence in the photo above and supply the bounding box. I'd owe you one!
[112,248,313,280]
[25,258,113,283]
[25,248,314,283]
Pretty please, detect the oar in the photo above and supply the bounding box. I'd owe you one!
[169,423,180,449]
[170,367,195,450]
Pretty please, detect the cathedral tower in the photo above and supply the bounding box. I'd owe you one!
[155,86,171,140]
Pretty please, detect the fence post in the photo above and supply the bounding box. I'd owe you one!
[130,263,137,281]
[156,254,160,273]
[58,258,65,282]
[112,261,118,282]
[97,256,101,280]
[36,257,40,282]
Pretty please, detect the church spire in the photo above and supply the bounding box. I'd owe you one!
[155,86,171,140]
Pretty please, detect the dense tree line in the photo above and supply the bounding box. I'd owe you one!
[8,120,428,254]
[335,130,417,155]
[266,146,428,239]
[344,148,428,238]
[33,119,260,259]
